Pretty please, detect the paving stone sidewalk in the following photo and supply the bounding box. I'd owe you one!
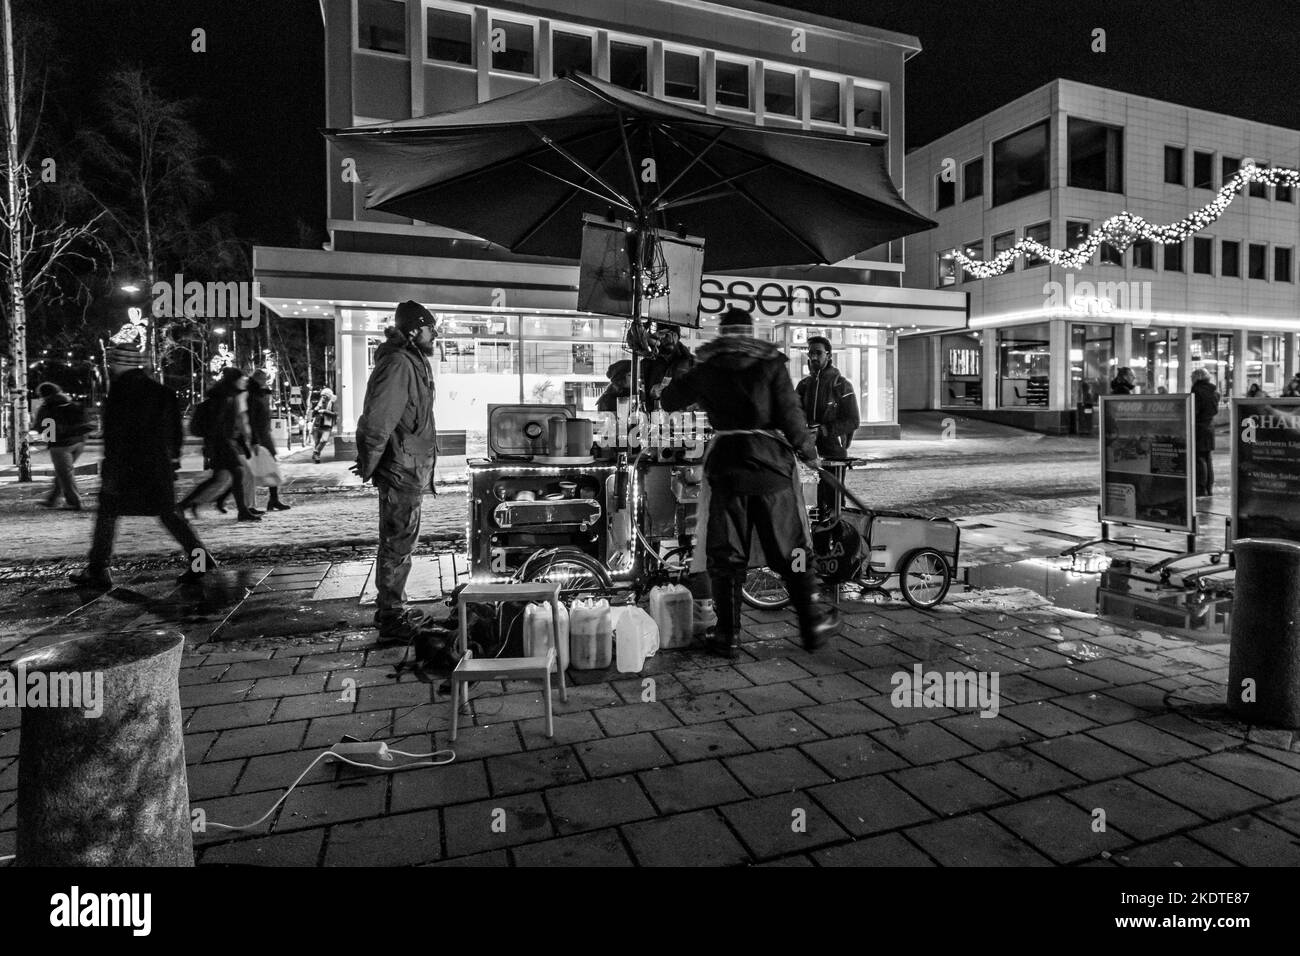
[1,552,1293,867]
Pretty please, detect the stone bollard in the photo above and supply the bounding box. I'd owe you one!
[11,630,193,866]
[1227,539,1300,729]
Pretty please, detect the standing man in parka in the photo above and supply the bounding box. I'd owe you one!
[796,336,860,520]
[353,301,440,644]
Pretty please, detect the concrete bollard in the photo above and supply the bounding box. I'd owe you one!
[1227,539,1300,729]
[11,630,193,866]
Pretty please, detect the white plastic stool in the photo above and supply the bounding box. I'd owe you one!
[451,582,568,740]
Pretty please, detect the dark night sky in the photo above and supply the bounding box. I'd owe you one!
[39,0,1300,250]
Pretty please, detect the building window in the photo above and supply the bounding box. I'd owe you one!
[1249,164,1268,198]
[961,240,983,283]
[1071,324,1115,405]
[663,49,700,100]
[941,331,982,407]
[853,85,882,131]
[809,77,841,123]
[1068,119,1123,192]
[963,158,983,201]
[998,323,1050,408]
[1193,151,1214,189]
[764,69,796,116]
[1164,241,1184,272]
[552,30,592,77]
[1024,222,1050,267]
[1193,236,1213,274]
[1191,332,1234,401]
[1249,243,1267,279]
[1131,327,1179,393]
[993,230,1017,273]
[427,8,472,64]
[1221,240,1240,278]
[1066,220,1090,251]
[358,0,405,54]
[1221,156,1240,186]
[937,250,957,287]
[992,121,1049,207]
[1277,182,1293,203]
[1100,242,1123,266]
[1275,246,1293,282]
[490,18,534,74]
[715,60,750,110]
[1247,333,1285,394]
[935,174,955,211]
[1132,240,1154,269]
[609,40,648,91]
[1164,145,1185,185]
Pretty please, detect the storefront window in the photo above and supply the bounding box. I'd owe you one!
[941,332,982,407]
[787,327,894,424]
[1190,332,1234,403]
[1246,333,1283,395]
[998,323,1050,407]
[1130,327,1179,393]
[1070,323,1114,405]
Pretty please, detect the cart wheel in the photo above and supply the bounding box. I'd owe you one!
[899,549,951,609]
[516,548,613,593]
[741,568,790,609]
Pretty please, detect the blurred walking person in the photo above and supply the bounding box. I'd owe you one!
[33,382,92,510]
[246,369,290,511]
[69,342,213,589]
[311,387,337,463]
[180,367,261,521]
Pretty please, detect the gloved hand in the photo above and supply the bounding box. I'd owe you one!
[349,462,368,484]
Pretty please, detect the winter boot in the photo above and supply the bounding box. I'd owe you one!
[705,573,742,659]
[788,572,841,652]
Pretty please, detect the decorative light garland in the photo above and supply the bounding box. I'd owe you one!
[953,162,1300,278]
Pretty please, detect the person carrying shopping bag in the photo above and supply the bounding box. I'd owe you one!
[246,369,290,511]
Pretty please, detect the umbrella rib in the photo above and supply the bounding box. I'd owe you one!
[526,163,634,210]
[528,124,634,210]
[516,141,632,248]
[618,114,644,211]
[656,164,771,210]
[652,125,729,204]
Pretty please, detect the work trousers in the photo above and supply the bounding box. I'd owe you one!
[705,479,817,637]
[1195,426,1215,496]
[88,499,208,576]
[376,481,423,621]
[46,442,84,508]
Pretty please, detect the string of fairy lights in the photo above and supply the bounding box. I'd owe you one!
[952,162,1300,278]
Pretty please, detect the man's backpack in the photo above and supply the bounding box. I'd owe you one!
[189,397,218,438]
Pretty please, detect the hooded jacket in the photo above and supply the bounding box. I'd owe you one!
[661,336,815,492]
[356,326,437,493]
[33,391,91,447]
[796,363,860,458]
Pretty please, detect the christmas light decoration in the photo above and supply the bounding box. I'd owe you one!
[953,162,1300,277]
[209,342,235,374]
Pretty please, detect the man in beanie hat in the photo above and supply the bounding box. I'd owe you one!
[70,342,213,589]
[596,359,632,412]
[352,300,441,644]
[661,307,839,657]
[33,381,92,510]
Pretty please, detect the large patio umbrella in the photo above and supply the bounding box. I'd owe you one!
[323,72,935,275]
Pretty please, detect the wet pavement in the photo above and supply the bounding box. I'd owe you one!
[2,491,1296,868]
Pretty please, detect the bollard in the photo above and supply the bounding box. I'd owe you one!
[11,630,193,866]
[1227,539,1300,729]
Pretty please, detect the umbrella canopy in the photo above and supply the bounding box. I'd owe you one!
[324,73,935,272]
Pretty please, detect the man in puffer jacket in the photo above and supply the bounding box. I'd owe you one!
[796,335,859,520]
[353,301,440,644]
[661,307,840,658]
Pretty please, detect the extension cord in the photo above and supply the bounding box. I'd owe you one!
[330,741,392,760]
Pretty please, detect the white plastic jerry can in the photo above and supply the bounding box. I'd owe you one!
[613,606,656,674]
[523,601,570,671]
[569,598,612,670]
[649,584,694,649]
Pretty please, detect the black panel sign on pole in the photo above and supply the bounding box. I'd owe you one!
[1230,397,1300,548]
[1099,394,1196,550]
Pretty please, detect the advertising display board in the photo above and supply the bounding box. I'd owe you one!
[1100,394,1195,533]
[1231,397,1300,545]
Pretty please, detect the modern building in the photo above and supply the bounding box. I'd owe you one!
[253,0,967,447]
[902,78,1300,434]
